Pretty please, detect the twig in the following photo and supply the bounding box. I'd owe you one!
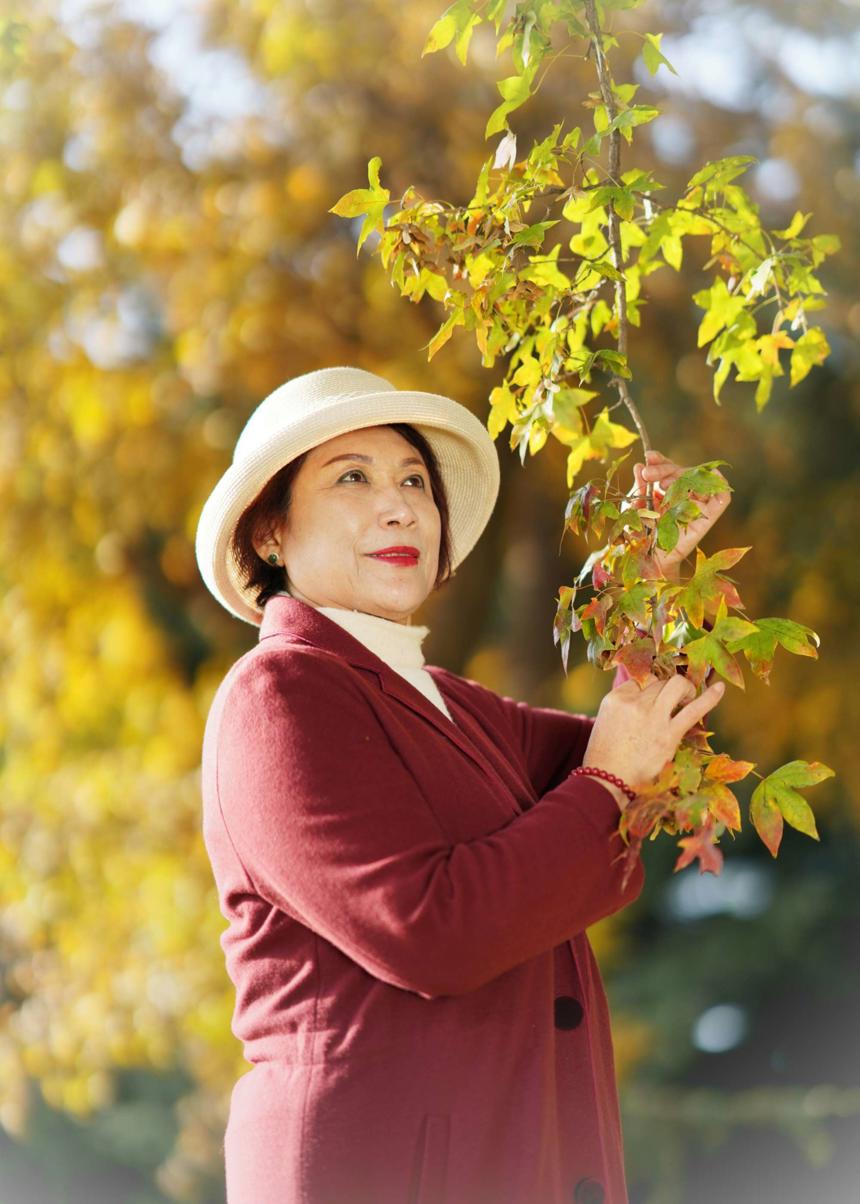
[583,0,652,469]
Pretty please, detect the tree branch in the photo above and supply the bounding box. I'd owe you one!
[583,0,653,478]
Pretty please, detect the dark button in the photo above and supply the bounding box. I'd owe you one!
[554,995,584,1030]
[573,1178,605,1204]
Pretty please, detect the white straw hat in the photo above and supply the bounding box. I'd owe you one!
[195,365,501,625]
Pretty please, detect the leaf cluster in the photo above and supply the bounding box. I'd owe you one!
[329,0,838,875]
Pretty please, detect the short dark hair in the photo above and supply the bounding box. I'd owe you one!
[229,423,454,611]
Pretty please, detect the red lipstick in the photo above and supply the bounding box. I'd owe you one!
[367,545,420,567]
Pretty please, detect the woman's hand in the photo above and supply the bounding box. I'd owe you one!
[583,671,726,806]
[630,449,731,575]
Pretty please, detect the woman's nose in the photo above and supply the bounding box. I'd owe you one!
[375,486,417,525]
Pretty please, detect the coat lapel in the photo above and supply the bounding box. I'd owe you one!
[257,595,497,775]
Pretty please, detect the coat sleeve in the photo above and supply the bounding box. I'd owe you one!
[460,663,631,797]
[213,648,644,1001]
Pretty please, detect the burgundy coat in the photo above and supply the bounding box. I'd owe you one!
[201,595,644,1204]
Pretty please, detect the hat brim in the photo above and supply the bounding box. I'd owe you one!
[195,388,500,625]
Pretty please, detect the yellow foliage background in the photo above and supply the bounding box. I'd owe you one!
[1,0,857,1199]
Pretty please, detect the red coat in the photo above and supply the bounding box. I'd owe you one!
[201,595,644,1204]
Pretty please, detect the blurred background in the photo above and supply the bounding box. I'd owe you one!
[1,0,858,1200]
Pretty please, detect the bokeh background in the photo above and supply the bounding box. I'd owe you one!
[1,0,858,1200]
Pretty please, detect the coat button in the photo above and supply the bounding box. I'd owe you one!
[573,1177,605,1204]
[554,995,584,1030]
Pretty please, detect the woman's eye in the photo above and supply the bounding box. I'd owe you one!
[404,475,426,488]
[338,469,366,483]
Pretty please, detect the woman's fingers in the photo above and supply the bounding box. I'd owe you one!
[659,673,697,714]
[670,680,726,738]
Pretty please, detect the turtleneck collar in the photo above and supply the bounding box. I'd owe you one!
[274,590,430,671]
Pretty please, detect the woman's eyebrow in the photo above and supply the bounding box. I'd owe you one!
[321,453,425,468]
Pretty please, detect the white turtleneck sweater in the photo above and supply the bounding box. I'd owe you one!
[275,591,454,722]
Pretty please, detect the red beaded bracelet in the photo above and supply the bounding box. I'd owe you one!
[572,765,638,803]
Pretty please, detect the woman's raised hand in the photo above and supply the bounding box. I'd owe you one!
[582,672,726,807]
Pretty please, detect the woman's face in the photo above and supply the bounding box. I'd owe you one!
[259,425,442,623]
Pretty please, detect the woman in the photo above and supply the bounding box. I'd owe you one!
[195,365,728,1204]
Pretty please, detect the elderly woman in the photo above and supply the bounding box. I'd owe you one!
[195,365,727,1204]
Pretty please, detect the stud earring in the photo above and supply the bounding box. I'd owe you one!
[267,553,279,565]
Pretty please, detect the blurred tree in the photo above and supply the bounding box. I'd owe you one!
[0,0,857,1200]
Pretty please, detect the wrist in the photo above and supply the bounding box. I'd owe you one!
[573,764,637,811]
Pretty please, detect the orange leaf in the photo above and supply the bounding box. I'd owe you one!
[703,753,756,784]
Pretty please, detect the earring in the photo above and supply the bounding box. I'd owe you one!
[267,553,279,565]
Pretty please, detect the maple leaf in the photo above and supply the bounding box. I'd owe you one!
[750,792,783,857]
[705,783,743,832]
[703,752,756,784]
[683,595,759,688]
[750,759,834,856]
[723,615,820,684]
[674,821,724,875]
[612,635,657,684]
[676,546,751,629]
[614,836,645,892]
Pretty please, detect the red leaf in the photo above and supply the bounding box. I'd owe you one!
[750,792,784,857]
[674,824,724,875]
[592,562,612,590]
[614,836,644,892]
[614,635,657,684]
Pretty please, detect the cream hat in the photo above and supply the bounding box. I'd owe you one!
[194,365,501,624]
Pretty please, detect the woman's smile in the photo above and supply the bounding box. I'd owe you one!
[366,545,421,567]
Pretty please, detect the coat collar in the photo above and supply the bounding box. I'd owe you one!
[257,595,489,770]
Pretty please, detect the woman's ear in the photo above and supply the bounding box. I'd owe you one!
[252,521,280,565]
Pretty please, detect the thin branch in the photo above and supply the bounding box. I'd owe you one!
[582,0,652,467]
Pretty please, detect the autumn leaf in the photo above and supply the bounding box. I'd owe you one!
[641,32,678,77]
[750,792,784,858]
[329,156,391,254]
[676,547,752,630]
[703,753,756,784]
[707,784,743,832]
[750,760,834,856]
[612,635,658,684]
[722,615,820,683]
[683,629,747,689]
[674,821,725,875]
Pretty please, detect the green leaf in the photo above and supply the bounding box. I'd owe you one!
[511,219,559,248]
[656,511,679,553]
[329,157,391,255]
[811,233,841,257]
[422,0,479,60]
[676,544,751,634]
[722,616,820,679]
[520,243,570,290]
[773,210,811,240]
[754,369,773,410]
[642,32,678,76]
[609,105,660,137]
[683,628,748,690]
[686,156,757,193]
[790,327,830,387]
[750,760,834,855]
[424,310,464,360]
[455,13,481,64]
[485,65,537,137]
[423,11,457,56]
[694,277,747,347]
[551,387,598,427]
[617,581,653,625]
